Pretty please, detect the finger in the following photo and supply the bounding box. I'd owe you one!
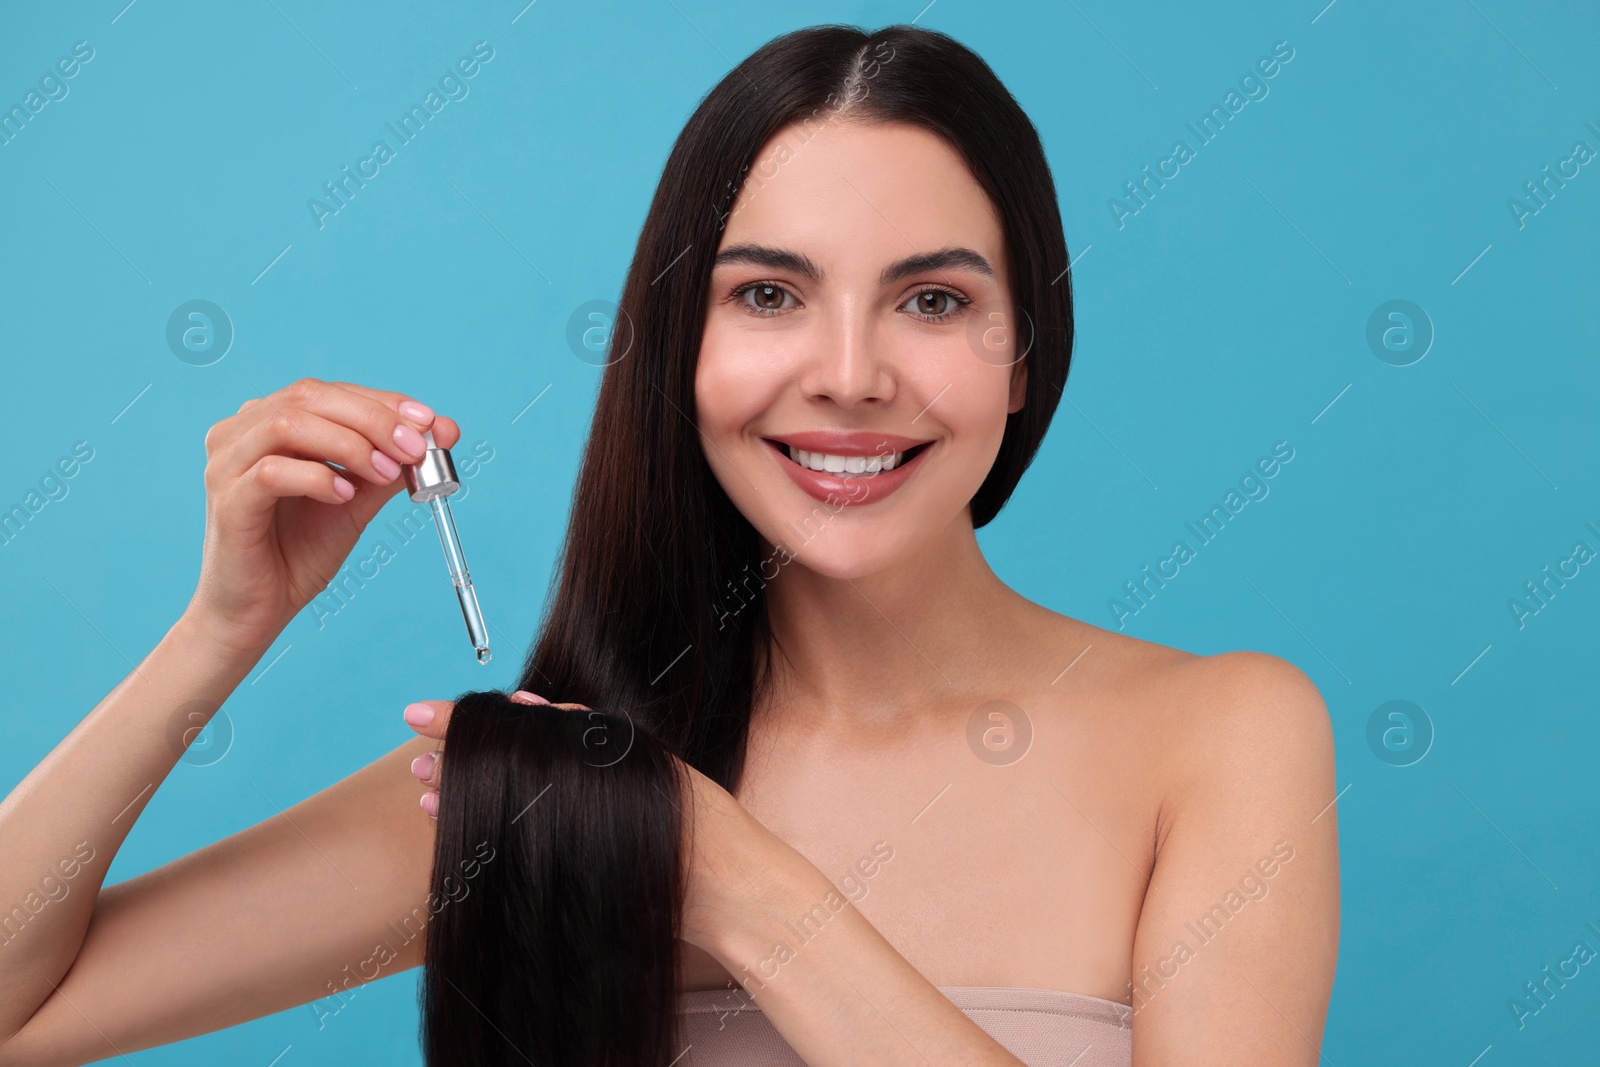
[402,699,454,741]
[203,395,266,458]
[427,414,462,451]
[410,750,440,785]
[321,380,462,452]
[207,378,437,458]
[219,377,444,476]
[223,453,361,515]
[512,695,591,713]
[222,406,415,492]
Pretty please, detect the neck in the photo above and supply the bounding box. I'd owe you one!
[756,509,1023,730]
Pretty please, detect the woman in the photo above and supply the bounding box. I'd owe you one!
[0,22,1338,1067]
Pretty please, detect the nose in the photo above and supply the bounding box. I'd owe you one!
[799,303,895,408]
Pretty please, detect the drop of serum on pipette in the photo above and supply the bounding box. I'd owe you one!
[477,647,493,665]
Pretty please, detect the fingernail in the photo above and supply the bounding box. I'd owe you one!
[399,400,434,424]
[394,424,427,458]
[411,753,436,780]
[420,792,438,817]
[332,476,356,500]
[510,690,551,705]
[372,449,401,480]
[403,702,435,726]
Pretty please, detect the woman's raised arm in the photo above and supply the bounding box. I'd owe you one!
[0,379,457,1064]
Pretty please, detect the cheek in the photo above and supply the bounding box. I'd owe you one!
[693,362,737,445]
[924,356,1012,446]
[694,337,771,433]
[918,361,1014,501]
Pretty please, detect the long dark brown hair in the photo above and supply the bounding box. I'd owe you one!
[422,20,1074,1066]
[516,19,1072,790]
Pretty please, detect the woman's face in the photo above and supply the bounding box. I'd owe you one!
[695,119,1025,581]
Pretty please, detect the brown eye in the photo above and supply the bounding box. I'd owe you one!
[730,282,798,316]
[902,287,971,322]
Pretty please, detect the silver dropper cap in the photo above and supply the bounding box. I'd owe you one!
[402,430,460,503]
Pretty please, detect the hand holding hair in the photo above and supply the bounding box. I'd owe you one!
[403,690,556,819]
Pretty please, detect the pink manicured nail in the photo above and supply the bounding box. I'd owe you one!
[393,424,427,458]
[510,690,551,705]
[399,400,434,423]
[372,449,401,480]
[332,476,356,500]
[411,753,436,780]
[420,792,438,817]
[403,702,435,726]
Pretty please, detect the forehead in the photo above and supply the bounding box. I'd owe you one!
[717,120,1006,275]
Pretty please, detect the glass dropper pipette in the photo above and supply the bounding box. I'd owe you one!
[402,429,492,664]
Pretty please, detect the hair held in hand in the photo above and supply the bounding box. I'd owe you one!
[421,691,693,1067]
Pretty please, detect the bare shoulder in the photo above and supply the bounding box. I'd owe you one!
[1020,605,1334,818]
[1013,603,1196,722]
[1153,649,1335,814]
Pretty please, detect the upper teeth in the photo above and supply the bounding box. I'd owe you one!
[787,446,905,474]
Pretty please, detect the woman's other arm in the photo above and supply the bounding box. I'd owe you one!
[704,820,1032,1066]
[1129,650,1341,1066]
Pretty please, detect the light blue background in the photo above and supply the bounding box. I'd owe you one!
[3,1,1597,1064]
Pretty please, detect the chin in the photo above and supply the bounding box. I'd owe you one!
[782,538,903,581]
[764,515,928,581]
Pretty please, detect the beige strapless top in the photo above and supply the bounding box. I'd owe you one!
[675,985,1133,1066]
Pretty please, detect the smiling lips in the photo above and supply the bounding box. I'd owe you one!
[761,430,935,506]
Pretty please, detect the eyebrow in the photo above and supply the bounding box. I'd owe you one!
[711,243,996,286]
